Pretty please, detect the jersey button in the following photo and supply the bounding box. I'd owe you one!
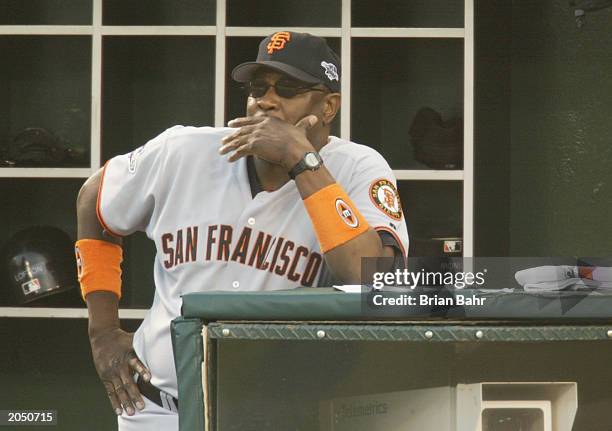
[247,217,256,226]
[232,281,240,288]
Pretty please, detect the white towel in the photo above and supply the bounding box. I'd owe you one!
[586,266,612,282]
[521,279,612,293]
[515,266,578,286]
[515,265,612,291]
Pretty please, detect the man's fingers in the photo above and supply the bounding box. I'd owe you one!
[295,115,318,130]
[119,366,145,411]
[111,376,135,416]
[219,135,249,155]
[127,353,151,382]
[104,381,124,416]
[221,125,256,145]
[227,116,265,128]
[227,142,254,163]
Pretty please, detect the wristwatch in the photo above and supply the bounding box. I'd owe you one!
[288,151,323,179]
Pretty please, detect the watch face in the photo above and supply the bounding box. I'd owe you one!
[304,152,320,168]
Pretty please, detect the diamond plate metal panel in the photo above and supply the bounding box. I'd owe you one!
[207,323,612,342]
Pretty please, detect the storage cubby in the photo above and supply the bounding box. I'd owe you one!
[351,38,464,170]
[102,36,215,161]
[398,180,463,257]
[0,0,92,25]
[352,0,465,28]
[0,36,91,168]
[103,0,216,25]
[226,0,341,27]
[0,179,81,242]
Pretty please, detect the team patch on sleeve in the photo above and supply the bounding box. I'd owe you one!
[369,178,403,220]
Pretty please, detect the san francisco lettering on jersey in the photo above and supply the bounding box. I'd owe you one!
[161,225,323,287]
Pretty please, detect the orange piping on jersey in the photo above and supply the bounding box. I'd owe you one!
[96,160,123,238]
[374,226,408,260]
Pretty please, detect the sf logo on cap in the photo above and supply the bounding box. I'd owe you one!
[267,32,291,54]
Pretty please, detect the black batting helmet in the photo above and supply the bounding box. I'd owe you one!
[1,226,79,306]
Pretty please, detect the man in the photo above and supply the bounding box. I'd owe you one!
[76,31,409,430]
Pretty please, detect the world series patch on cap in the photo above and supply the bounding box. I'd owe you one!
[232,31,341,93]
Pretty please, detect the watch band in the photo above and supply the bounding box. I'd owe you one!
[288,151,323,180]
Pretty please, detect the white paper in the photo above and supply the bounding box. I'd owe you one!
[332,285,364,293]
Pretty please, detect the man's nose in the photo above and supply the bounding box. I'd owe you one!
[256,86,280,111]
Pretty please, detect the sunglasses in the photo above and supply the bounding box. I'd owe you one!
[243,79,328,99]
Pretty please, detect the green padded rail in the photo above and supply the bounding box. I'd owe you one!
[181,288,363,321]
[180,288,612,322]
[171,317,205,431]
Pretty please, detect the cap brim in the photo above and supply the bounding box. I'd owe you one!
[232,61,321,85]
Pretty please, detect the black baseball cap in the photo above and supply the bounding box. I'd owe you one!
[232,31,341,93]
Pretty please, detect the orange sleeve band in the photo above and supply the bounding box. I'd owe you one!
[75,239,123,300]
[303,183,370,253]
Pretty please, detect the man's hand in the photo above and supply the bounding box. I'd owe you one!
[219,115,318,169]
[89,328,151,416]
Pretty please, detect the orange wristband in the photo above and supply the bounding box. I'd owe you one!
[303,183,370,253]
[75,239,123,299]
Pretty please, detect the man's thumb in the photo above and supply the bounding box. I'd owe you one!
[296,115,318,129]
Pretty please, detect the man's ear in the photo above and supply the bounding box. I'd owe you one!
[321,93,341,126]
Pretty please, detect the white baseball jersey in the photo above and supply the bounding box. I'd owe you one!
[97,125,409,397]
